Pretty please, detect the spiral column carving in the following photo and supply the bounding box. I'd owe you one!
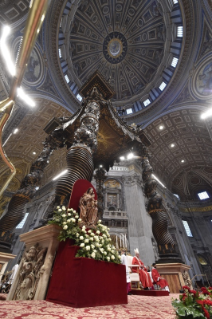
[55,88,102,205]
[0,131,65,234]
[141,149,181,262]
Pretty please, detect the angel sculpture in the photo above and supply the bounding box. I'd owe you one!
[79,187,98,228]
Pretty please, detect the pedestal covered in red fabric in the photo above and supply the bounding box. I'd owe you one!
[46,239,127,308]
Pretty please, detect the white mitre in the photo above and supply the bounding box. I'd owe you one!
[134,248,139,254]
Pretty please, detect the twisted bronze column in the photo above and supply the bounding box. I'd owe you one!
[55,88,102,205]
[0,131,64,233]
[141,147,181,263]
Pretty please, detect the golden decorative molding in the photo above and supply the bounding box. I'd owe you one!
[181,205,212,213]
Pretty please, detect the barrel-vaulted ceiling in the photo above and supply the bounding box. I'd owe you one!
[144,109,212,201]
[0,0,212,207]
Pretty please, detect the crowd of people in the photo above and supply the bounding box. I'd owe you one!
[121,248,170,294]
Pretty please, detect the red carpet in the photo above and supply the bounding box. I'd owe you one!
[0,294,177,318]
[131,290,169,296]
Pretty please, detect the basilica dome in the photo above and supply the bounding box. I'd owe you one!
[50,0,183,116]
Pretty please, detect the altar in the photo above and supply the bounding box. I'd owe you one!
[46,240,127,307]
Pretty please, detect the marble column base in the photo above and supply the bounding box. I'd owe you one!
[7,224,61,301]
[156,263,192,293]
[0,252,16,283]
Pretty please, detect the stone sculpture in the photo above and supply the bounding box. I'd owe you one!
[79,188,98,228]
[182,270,192,289]
[13,244,47,300]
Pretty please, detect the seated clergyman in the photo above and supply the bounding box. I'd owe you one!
[132,248,152,289]
[151,263,170,292]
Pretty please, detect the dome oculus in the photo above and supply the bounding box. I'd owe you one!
[103,32,127,64]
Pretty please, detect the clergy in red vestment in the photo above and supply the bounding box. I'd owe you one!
[132,248,152,289]
[151,263,169,292]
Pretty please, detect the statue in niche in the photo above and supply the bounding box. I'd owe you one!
[14,244,47,300]
[79,188,98,228]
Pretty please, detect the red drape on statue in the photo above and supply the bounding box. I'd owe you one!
[68,179,97,211]
[132,257,152,288]
[152,268,169,289]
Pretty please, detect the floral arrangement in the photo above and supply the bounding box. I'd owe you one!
[49,205,121,264]
[172,286,212,319]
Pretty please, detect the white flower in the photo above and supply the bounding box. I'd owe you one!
[62,206,66,211]
[68,213,71,216]
[89,237,93,241]
[91,233,95,237]
[62,214,66,217]
[98,220,102,223]
[86,246,90,251]
[91,252,95,258]
[96,230,100,234]
[108,228,110,231]
[78,218,82,222]
[103,234,106,238]
[111,250,115,254]
[58,209,62,212]
[67,219,71,223]
[95,243,100,247]
[88,230,91,233]
[79,236,84,240]
[71,218,76,222]
[111,255,115,260]
[80,243,85,247]
[82,229,86,233]
[57,206,60,209]
[82,225,86,229]
[67,208,72,211]
[107,257,110,261]
[63,225,68,230]
[76,233,79,237]
[85,239,89,243]
[104,252,107,255]
[63,222,66,225]
[91,244,95,249]
[119,256,122,259]
[75,214,79,218]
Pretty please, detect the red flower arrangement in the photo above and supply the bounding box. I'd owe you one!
[172,285,212,318]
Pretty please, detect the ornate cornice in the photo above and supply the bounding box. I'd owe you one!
[181,205,212,213]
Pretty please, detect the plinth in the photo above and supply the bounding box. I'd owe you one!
[7,224,61,300]
[156,263,192,293]
[46,239,128,307]
[0,252,16,283]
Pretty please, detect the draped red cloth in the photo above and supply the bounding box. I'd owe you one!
[152,268,169,289]
[46,239,127,308]
[132,257,152,288]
